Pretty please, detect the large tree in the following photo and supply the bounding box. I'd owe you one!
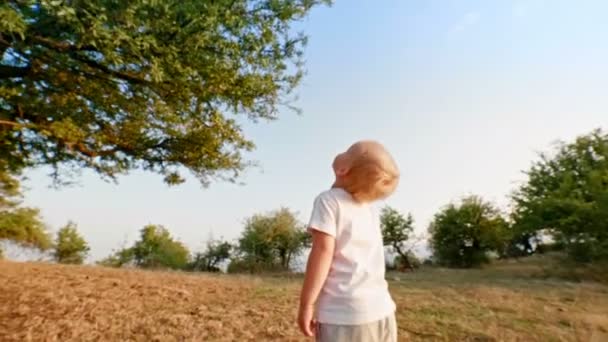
[511,129,608,262]
[0,168,51,258]
[429,196,509,268]
[0,0,329,185]
[53,221,89,264]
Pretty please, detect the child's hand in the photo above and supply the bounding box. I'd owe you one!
[297,304,316,337]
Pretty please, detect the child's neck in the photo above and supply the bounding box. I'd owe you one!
[332,178,346,190]
[331,180,353,197]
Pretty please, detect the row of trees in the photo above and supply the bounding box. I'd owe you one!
[2,129,607,270]
[93,206,415,273]
[96,208,310,273]
[412,129,608,267]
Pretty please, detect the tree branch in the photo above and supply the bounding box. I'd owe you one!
[26,35,149,85]
[30,35,97,53]
[71,142,121,158]
[0,119,27,128]
[70,53,150,86]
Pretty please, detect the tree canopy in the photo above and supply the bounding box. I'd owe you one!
[1,0,329,185]
[429,195,509,268]
[230,207,308,272]
[53,221,89,264]
[130,224,190,269]
[188,238,232,272]
[512,129,608,262]
[98,224,190,269]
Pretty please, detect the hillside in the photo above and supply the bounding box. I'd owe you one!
[1,260,607,341]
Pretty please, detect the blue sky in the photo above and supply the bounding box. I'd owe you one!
[22,0,608,261]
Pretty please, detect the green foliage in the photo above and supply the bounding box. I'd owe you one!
[188,239,232,272]
[380,206,417,270]
[96,247,134,268]
[512,129,608,262]
[227,257,287,274]
[0,168,51,257]
[231,207,308,272]
[53,221,90,264]
[131,225,190,269]
[0,0,329,185]
[97,224,189,269]
[429,196,509,268]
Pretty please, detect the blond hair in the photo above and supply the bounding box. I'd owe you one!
[337,142,399,202]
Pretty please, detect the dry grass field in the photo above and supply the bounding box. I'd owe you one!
[1,257,607,341]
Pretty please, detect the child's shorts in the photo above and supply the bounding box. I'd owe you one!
[316,315,397,342]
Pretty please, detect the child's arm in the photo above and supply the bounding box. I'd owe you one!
[298,230,335,337]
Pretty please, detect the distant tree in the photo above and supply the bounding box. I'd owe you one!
[395,252,421,270]
[131,225,190,269]
[0,168,51,258]
[96,225,189,269]
[97,247,134,268]
[429,196,509,268]
[380,206,417,271]
[53,221,89,264]
[503,231,538,259]
[188,238,232,272]
[231,208,308,272]
[511,129,608,262]
[1,0,329,186]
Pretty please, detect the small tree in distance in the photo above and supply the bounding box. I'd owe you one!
[97,247,134,268]
[131,225,190,270]
[53,221,90,264]
[97,225,190,270]
[380,206,419,271]
[429,196,509,268]
[188,239,232,272]
[229,208,308,273]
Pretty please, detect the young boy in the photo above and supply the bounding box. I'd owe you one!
[298,141,400,342]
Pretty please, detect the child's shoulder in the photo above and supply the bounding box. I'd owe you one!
[314,188,351,204]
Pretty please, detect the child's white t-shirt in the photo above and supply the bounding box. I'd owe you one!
[308,188,396,325]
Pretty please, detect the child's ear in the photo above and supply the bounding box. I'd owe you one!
[335,167,349,177]
[333,154,350,176]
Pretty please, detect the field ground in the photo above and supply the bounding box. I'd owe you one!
[1,257,607,341]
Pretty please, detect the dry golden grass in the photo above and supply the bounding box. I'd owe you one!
[1,259,607,341]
